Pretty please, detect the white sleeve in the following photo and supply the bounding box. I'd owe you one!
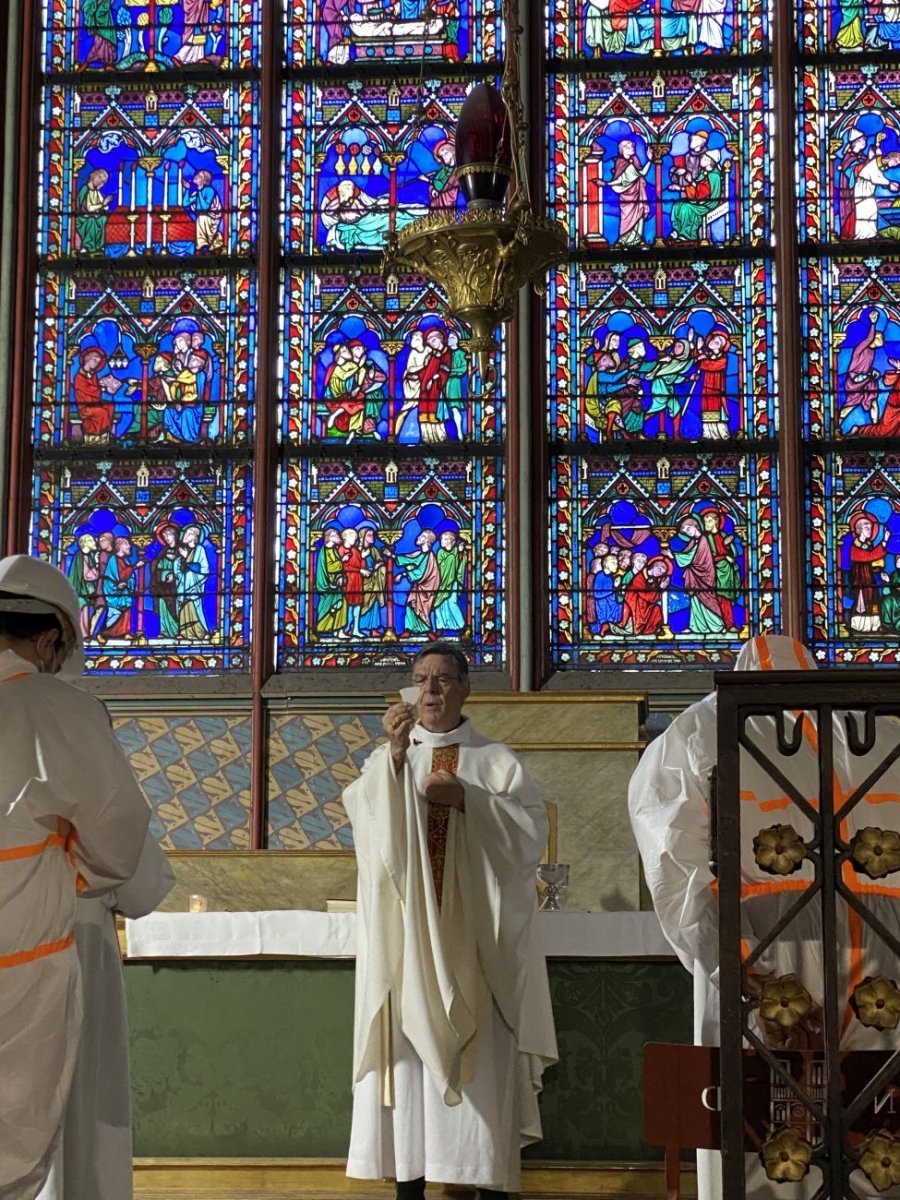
[110,828,176,918]
[627,703,719,979]
[462,752,549,877]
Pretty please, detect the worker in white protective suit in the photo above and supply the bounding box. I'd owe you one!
[629,634,900,1199]
[37,829,175,1200]
[0,555,151,1200]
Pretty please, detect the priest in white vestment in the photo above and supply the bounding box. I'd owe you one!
[344,642,557,1200]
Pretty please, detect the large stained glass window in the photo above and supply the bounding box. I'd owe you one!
[543,2,779,668]
[31,3,504,678]
[277,6,506,673]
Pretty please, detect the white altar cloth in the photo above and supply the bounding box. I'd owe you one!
[124,909,673,961]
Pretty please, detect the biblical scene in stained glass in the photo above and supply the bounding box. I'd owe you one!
[800,258,900,442]
[547,262,775,444]
[31,460,252,672]
[797,0,900,52]
[276,457,503,668]
[549,453,779,667]
[39,83,258,260]
[35,270,255,448]
[42,1,260,73]
[798,70,900,247]
[807,452,900,663]
[546,0,766,58]
[284,78,477,256]
[548,72,770,252]
[285,1,498,67]
[281,270,502,447]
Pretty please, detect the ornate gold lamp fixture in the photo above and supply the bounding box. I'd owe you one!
[384,0,567,393]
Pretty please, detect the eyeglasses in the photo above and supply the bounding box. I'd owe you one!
[411,674,463,688]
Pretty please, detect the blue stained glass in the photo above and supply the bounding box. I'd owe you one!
[545,0,768,59]
[276,456,504,668]
[549,453,780,668]
[39,83,259,261]
[285,0,500,67]
[31,459,253,673]
[548,71,771,252]
[548,262,776,444]
[807,452,900,665]
[34,269,256,448]
[281,270,503,447]
[284,78,484,256]
[42,1,261,73]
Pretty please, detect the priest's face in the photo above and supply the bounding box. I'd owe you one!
[413,654,470,733]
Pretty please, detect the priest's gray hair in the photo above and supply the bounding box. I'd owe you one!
[412,641,469,678]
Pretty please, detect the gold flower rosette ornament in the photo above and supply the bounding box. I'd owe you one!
[753,823,807,876]
[851,826,900,879]
[852,975,900,1031]
[859,1130,900,1192]
[760,1127,813,1183]
[758,974,814,1028]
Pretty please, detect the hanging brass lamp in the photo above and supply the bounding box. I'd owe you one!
[383,0,567,393]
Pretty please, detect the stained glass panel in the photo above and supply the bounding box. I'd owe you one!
[284,78,483,256]
[548,261,776,444]
[42,1,261,74]
[545,0,766,58]
[807,451,900,664]
[800,257,900,442]
[31,459,252,672]
[276,456,503,668]
[34,269,255,448]
[548,71,770,252]
[796,0,897,53]
[798,69,900,248]
[39,82,259,260]
[281,270,502,447]
[549,453,779,667]
[285,0,499,67]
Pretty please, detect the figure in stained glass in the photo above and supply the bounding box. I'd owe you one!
[339,528,367,640]
[74,168,112,255]
[839,309,887,434]
[854,150,900,238]
[835,0,865,47]
[70,1,228,70]
[434,530,468,634]
[664,516,728,634]
[315,528,347,635]
[317,0,462,65]
[71,347,115,443]
[186,169,224,253]
[150,523,181,639]
[359,526,388,635]
[608,138,654,247]
[174,524,212,639]
[429,140,459,211]
[100,535,144,641]
[838,128,869,238]
[395,529,440,636]
[843,510,887,633]
[438,333,468,440]
[69,534,103,639]
[643,337,695,438]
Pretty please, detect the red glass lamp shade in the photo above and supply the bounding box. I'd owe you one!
[455,83,512,208]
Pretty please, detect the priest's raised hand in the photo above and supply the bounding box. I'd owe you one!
[383,700,415,769]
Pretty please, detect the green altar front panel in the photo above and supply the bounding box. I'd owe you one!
[126,960,692,1160]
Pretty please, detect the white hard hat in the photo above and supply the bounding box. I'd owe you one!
[0,554,85,677]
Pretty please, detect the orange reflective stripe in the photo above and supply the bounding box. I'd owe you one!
[860,792,900,806]
[2,672,33,684]
[793,642,812,671]
[0,831,67,862]
[0,932,74,970]
[759,797,793,812]
[740,879,811,898]
[757,635,772,671]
